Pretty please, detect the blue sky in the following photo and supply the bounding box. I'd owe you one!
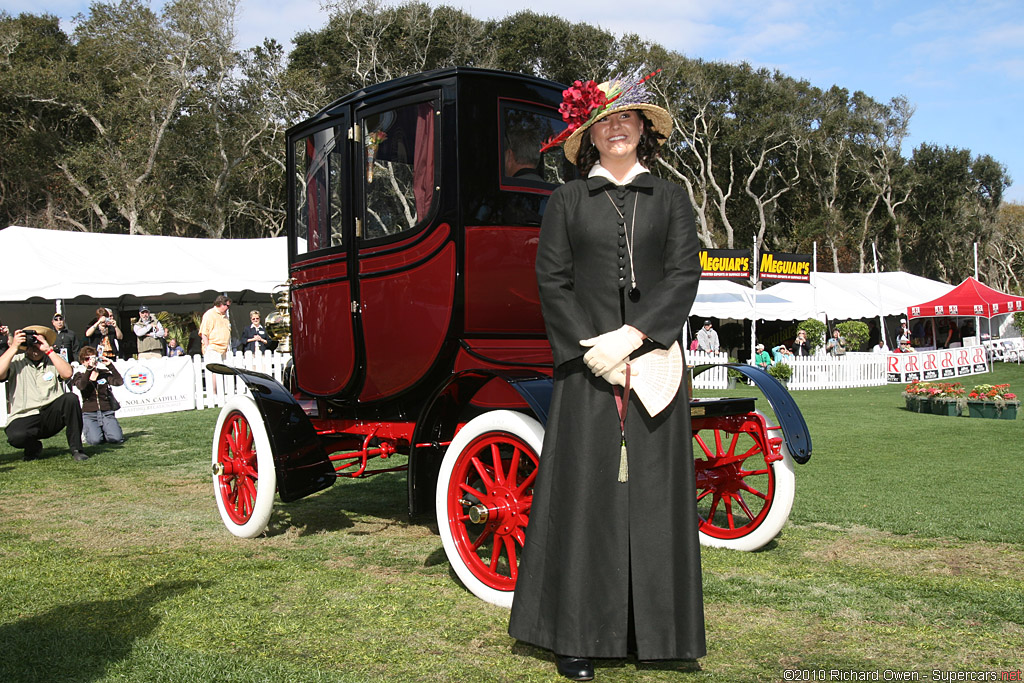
[12,0,1024,202]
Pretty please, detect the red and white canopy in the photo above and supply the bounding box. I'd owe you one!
[907,276,1024,319]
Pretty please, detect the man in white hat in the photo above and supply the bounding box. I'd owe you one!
[1,325,88,461]
[898,319,911,348]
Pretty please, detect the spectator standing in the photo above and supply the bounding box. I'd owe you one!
[199,295,232,362]
[771,344,792,363]
[51,313,80,362]
[872,340,888,354]
[754,343,773,369]
[826,329,847,357]
[696,320,720,353]
[199,295,232,395]
[72,345,124,445]
[85,308,122,361]
[166,338,184,357]
[897,319,911,347]
[1,325,88,461]
[238,310,271,354]
[133,305,166,359]
[792,329,810,357]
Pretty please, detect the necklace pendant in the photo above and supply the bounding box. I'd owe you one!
[628,287,641,302]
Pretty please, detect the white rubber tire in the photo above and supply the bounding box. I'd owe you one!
[212,395,277,538]
[435,410,544,608]
[697,410,796,551]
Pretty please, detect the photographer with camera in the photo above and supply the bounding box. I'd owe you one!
[72,345,125,445]
[133,305,166,359]
[85,307,122,361]
[1,325,88,462]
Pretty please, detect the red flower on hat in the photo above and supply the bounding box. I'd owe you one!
[559,79,608,131]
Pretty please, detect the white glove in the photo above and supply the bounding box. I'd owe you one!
[600,361,630,387]
[580,325,644,377]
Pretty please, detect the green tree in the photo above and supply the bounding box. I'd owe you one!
[904,144,1008,282]
[985,203,1024,293]
[0,12,83,228]
[836,321,869,351]
[290,0,486,98]
[481,11,618,85]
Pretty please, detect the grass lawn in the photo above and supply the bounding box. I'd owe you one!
[1,364,1022,682]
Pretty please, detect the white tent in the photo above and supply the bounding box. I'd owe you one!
[1,226,289,350]
[764,271,954,321]
[691,280,809,321]
[2,226,287,302]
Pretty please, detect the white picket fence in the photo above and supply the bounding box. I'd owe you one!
[686,350,888,390]
[192,350,291,409]
[688,350,731,389]
[785,353,888,390]
[1,349,894,426]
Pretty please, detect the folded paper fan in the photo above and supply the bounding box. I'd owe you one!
[629,341,683,417]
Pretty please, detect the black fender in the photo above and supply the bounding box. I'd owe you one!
[407,369,552,516]
[692,363,812,464]
[207,363,335,502]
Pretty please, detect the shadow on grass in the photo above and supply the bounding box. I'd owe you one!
[0,580,204,683]
[262,470,413,537]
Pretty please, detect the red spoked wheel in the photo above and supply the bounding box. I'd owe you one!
[436,411,543,607]
[211,396,276,538]
[692,410,794,551]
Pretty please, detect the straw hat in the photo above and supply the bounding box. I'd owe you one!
[541,70,673,166]
[20,324,57,351]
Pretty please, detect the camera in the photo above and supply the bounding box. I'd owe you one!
[22,330,40,346]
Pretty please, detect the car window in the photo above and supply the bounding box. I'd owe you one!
[361,99,438,241]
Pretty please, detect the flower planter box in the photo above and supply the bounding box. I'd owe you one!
[966,401,1019,420]
[930,400,960,417]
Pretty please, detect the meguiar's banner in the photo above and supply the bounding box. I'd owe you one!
[758,252,812,282]
[885,344,988,384]
[700,249,751,280]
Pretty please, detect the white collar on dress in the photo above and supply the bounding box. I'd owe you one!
[588,161,650,186]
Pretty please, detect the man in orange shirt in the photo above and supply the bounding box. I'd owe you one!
[199,294,232,395]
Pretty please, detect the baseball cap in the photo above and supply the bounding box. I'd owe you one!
[139,305,150,313]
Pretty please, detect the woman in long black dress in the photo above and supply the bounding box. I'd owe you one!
[508,73,705,680]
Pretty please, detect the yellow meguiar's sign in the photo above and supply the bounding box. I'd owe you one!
[759,252,812,282]
[699,249,751,280]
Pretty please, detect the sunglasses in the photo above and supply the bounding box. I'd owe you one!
[53,316,64,320]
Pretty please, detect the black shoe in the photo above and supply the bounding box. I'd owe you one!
[23,441,43,461]
[555,655,594,681]
[71,449,90,462]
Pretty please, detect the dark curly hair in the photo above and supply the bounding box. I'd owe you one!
[575,110,667,175]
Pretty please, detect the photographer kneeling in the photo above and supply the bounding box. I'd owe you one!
[1,325,88,462]
[72,346,125,446]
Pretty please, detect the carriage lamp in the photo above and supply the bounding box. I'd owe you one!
[265,280,293,353]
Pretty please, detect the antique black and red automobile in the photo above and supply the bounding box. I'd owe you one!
[209,67,811,607]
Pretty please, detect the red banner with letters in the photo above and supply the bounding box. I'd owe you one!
[885,344,988,384]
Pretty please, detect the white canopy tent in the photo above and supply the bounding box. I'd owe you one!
[1,226,287,302]
[1,226,289,350]
[691,280,810,321]
[690,272,955,360]
[764,272,954,321]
